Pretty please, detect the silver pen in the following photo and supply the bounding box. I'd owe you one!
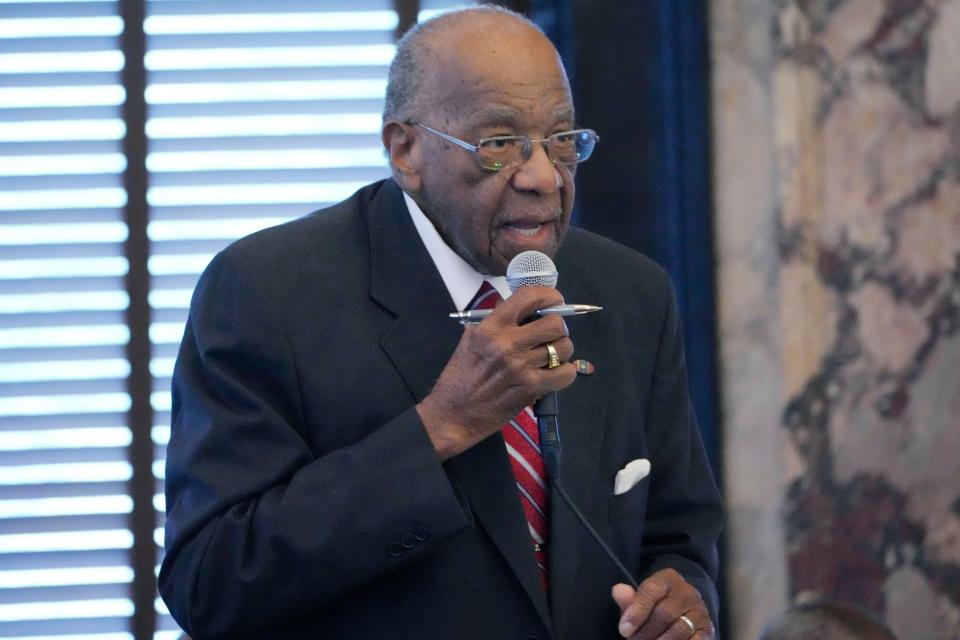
[449,304,603,324]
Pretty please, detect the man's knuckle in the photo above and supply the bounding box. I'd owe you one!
[553,366,576,388]
[660,602,685,621]
[504,357,526,379]
[662,568,682,582]
[639,582,669,601]
[469,325,494,347]
[520,368,539,389]
[546,315,565,334]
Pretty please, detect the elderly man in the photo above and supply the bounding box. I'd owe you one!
[159,6,722,639]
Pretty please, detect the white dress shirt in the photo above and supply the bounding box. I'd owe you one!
[403,191,511,310]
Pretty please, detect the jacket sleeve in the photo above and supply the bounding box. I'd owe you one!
[637,276,724,625]
[157,250,472,638]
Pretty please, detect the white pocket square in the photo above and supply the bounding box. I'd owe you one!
[614,458,651,495]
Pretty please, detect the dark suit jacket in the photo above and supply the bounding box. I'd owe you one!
[159,179,722,639]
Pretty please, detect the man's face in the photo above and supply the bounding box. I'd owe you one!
[409,20,577,275]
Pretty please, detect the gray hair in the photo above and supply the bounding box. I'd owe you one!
[382,5,545,123]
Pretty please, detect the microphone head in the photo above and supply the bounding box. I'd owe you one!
[506,251,558,292]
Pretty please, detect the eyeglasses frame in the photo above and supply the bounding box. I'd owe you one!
[409,121,598,171]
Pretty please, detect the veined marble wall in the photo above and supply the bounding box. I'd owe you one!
[712,1,960,639]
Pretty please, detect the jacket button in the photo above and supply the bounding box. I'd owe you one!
[400,532,416,549]
[413,524,429,541]
[389,542,404,557]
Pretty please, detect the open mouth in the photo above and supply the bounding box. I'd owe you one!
[508,223,543,237]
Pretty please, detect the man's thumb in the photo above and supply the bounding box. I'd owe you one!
[611,583,635,611]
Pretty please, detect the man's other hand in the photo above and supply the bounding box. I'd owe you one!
[611,569,715,640]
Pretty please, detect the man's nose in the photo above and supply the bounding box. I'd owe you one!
[511,140,561,193]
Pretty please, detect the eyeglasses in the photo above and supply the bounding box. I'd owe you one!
[411,121,599,171]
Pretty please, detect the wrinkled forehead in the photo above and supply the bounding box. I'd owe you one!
[416,15,573,124]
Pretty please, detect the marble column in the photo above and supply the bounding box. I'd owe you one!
[711,0,790,637]
[712,1,960,638]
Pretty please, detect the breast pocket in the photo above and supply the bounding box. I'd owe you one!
[608,476,649,523]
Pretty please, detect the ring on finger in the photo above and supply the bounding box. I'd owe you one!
[545,343,560,369]
[678,614,696,637]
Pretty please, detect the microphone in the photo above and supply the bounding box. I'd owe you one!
[506,251,562,471]
[505,251,639,589]
[506,249,559,290]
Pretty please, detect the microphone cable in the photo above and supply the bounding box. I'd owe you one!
[536,404,638,590]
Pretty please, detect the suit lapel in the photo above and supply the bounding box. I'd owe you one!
[366,181,553,632]
[368,181,462,402]
[548,260,611,636]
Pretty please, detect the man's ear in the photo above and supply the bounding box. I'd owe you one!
[382,121,422,192]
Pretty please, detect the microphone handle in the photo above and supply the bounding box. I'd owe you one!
[534,392,560,477]
[533,390,558,417]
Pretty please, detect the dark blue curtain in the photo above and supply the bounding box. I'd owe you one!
[531,0,720,479]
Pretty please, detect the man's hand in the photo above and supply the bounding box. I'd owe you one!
[417,285,577,459]
[611,569,715,639]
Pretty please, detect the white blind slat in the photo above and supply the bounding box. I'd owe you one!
[0,1,134,637]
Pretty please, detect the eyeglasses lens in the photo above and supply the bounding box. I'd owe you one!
[475,130,597,170]
[476,138,525,170]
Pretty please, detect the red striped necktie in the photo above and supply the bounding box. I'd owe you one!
[468,281,551,589]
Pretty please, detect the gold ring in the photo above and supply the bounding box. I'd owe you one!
[545,344,560,369]
[679,614,696,637]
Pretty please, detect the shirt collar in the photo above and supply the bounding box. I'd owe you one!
[403,190,511,310]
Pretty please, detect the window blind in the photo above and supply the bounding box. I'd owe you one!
[1,1,473,637]
[0,1,136,639]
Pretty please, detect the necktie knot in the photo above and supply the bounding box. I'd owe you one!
[468,281,501,311]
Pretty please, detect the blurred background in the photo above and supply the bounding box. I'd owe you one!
[0,0,957,638]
